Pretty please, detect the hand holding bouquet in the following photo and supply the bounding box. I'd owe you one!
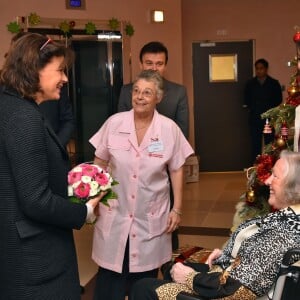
[68,163,118,206]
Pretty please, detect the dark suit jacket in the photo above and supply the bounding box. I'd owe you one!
[39,85,75,147]
[118,78,189,138]
[0,86,86,299]
[244,75,282,120]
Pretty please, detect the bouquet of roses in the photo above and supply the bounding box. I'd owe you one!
[68,163,118,206]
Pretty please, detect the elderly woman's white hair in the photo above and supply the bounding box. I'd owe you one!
[133,69,164,99]
[280,150,300,205]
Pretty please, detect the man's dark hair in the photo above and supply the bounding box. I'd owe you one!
[255,58,269,69]
[139,41,168,64]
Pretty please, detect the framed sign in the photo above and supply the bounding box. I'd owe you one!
[66,0,86,10]
[209,54,237,82]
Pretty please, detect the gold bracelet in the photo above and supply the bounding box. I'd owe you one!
[172,208,182,216]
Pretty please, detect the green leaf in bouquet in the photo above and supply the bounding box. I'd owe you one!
[69,196,83,204]
[111,180,119,186]
[101,189,118,206]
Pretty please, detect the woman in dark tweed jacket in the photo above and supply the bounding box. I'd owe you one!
[0,33,104,300]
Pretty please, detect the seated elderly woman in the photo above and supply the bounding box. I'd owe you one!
[130,150,300,300]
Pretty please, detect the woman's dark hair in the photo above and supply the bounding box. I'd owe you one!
[0,32,74,99]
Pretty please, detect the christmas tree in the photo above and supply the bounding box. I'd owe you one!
[232,30,300,231]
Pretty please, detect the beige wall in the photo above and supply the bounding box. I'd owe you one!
[1,0,300,148]
[182,0,300,148]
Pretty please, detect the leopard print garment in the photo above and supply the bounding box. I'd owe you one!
[156,208,300,299]
[214,207,300,296]
[155,271,197,300]
[155,272,257,300]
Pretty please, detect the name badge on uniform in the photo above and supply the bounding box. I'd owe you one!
[148,141,164,153]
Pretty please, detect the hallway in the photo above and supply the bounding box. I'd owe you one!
[75,171,247,298]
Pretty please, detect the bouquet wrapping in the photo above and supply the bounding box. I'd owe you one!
[68,163,118,206]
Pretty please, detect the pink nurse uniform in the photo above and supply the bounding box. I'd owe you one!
[89,110,194,273]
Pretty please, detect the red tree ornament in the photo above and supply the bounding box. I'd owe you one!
[293,31,300,43]
[280,122,289,140]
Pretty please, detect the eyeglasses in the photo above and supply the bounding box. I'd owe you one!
[132,87,155,99]
[40,38,52,51]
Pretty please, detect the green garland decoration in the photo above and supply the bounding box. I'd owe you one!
[59,20,71,37]
[28,12,41,26]
[7,21,21,34]
[108,17,120,30]
[125,22,134,37]
[85,22,96,35]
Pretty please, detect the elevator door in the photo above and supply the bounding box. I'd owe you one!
[69,39,123,163]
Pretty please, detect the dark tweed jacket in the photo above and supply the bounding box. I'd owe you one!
[0,86,86,300]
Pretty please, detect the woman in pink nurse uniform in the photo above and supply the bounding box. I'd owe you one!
[89,69,194,300]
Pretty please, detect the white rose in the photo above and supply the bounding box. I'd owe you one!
[82,175,92,183]
[68,185,73,196]
[100,183,111,191]
[89,181,100,196]
[72,166,82,172]
[72,181,81,188]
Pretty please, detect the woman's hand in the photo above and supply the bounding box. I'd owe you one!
[86,191,107,216]
[206,248,223,268]
[170,262,194,284]
[166,209,181,233]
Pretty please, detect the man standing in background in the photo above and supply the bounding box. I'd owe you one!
[118,41,189,251]
[244,58,282,162]
[39,84,75,148]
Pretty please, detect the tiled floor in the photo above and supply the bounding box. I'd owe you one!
[74,171,247,299]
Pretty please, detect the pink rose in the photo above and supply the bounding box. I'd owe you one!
[81,164,99,177]
[68,171,82,184]
[95,172,109,186]
[74,182,91,198]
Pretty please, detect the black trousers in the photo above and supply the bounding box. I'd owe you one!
[93,239,159,300]
[129,278,168,300]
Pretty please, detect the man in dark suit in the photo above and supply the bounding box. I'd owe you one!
[118,41,189,250]
[39,84,75,148]
[244,58,282,162]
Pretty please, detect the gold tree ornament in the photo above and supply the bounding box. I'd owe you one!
[287,83,300,96]
[275,137,287,148]
[246,189,255,203]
